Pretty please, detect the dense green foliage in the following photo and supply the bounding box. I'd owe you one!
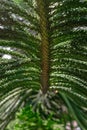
[0,0,87,129]
[12,106,64,130]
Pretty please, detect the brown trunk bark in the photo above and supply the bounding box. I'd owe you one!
[36,0,50,94]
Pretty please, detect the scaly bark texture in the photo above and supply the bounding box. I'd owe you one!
[36,0,50,94]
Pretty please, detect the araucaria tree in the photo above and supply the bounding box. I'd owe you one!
[0,0,87,129]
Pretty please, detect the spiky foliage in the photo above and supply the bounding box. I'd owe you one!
[0,0,87,129]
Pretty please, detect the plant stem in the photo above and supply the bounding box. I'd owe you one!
[36,0,50,94]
